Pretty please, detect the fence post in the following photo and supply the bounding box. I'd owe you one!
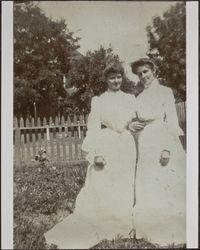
[25,118,31,162]
[61,116,67,161]
[19,117,25,162]
[49,117,55,162]
[55,116,61,162]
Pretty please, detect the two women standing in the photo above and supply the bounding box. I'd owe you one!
[45,59,186,248]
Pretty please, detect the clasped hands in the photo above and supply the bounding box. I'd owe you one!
[127,119,146,133]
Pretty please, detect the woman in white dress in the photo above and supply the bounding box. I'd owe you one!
[45,63,137,249]
[129,58,186,246]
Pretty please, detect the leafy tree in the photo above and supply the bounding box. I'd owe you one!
[14,2,80,118]
[146,2,186,102]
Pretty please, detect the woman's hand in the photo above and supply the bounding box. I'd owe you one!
[128,121,146,132]
[160,150,170,166]
[93,156,106,171]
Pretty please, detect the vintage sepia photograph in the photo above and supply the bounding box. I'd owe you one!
[1,0,199,249]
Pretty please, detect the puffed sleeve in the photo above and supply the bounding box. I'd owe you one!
[81,96,104,163]
[123,93,137,119]
[163,88,184,137]
[113,93,137,133]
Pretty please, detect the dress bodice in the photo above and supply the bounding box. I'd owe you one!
[82,90,137,155]
[136,80,184,136]
[136,80,166,121]
[97,91,137,132]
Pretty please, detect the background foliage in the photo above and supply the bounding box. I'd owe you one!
[14,2,80,117]
[14,1,186,115]
[14,2,124,118]
[146,2,186,102]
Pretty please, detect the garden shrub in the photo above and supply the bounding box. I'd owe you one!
[14,161,88,249]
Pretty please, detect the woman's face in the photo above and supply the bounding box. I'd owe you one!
[106,72,122,92]
[136,64,155,88]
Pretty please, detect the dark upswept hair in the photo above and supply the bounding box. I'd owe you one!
[103,63,125,79]
[131,58,156,74]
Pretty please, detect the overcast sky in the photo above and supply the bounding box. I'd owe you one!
[38,1,177,81]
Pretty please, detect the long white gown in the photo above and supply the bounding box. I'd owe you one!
[133,79,186,246]
[45,90,137,249]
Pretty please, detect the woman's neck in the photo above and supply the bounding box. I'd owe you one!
[144,78,158,89]
[107,89,121,93]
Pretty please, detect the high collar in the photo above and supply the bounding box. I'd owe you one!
[106,89,123,95]
[143,78,159,91]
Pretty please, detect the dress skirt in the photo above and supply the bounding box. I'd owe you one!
[133,120,186,246]
[45,128,137,249]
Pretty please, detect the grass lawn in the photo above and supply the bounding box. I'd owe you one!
[14,161,186,249]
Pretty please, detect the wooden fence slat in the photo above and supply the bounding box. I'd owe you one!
[19,117,24,127]
[73,114,77,123]
[34,118,39,156]
[74,114,81,157]
[176,103,180,120]
[61,116,67,161]
[71,116,76,160]
[43,117,48,154]
[14,116,18,128]
[19,118,25,161]
[85,114,89,124]
[180,103,183,121]
[67,116,73,160]
[14,117,18,145]
[181,102,186,123]
[31,118,36,157]
[37,118,42,151]
[49,117,54,161]
[79,114,84,123]
[25,118,31,161]
[55,116,61,161]
[79,115,85,159]
[40,118,45,151]
[74,129,79,160]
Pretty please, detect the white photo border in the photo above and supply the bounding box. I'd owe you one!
[186,1,199,248]
[1,1,199,249]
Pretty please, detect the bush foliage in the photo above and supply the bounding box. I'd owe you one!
[146,2,186,102]
[14,161,87,249]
